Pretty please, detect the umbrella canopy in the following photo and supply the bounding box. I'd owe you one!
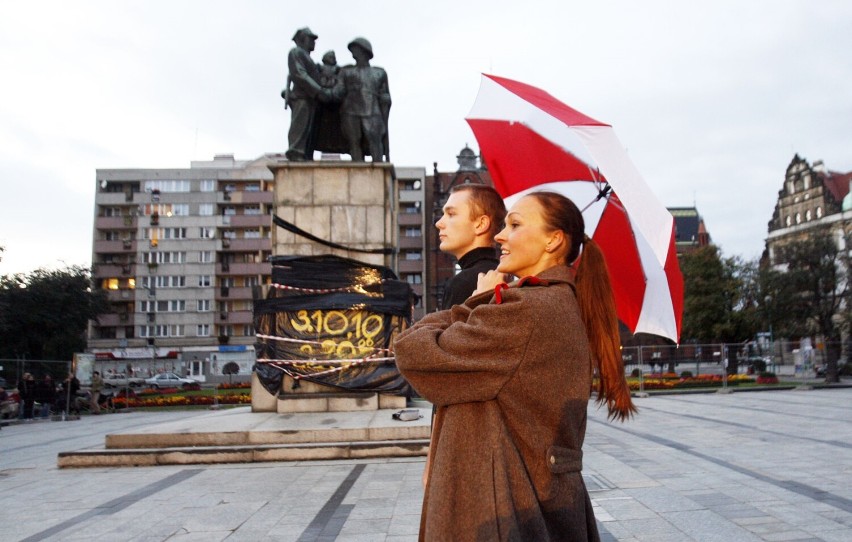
[466,74,683,343]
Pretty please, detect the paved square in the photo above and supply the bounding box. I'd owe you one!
[1,388,850,540]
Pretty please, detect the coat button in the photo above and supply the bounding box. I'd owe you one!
[550,455,556,464]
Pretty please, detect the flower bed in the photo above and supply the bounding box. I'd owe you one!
[626,373,755,391]
[113,387,250,408]
[217,382,251,390]
[756,373,779,384]
[114,393,250,408]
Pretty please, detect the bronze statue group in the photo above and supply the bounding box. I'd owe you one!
[284,27,391,163]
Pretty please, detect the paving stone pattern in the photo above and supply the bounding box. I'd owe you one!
[1,388,851,541]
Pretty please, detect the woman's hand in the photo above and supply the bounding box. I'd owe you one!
[472,270,508,297]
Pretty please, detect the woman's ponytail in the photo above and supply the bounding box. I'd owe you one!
[575,237,636,421]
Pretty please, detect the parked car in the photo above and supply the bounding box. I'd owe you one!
[1,389,19,419]
[103,373,146,388]
[144,373,200,390]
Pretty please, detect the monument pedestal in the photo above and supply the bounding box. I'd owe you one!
[251,161,402,414]
[270,161,396,268]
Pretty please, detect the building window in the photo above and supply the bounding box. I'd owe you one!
[200,227,215,239]
[404,273,422,284]
[806,209,812,221]
[199,275,212,287]
[244,229,261,239]
[200,180,216,192]
[404,251,422,260]
[404,227,421,237]
[816,207,823,218]
[145,180,191,193]
[244,205,262,215]
[795,213,802,224]
[786,215,792,227]
[199,203,214,216]
[199,251,213,263]
[197,299,211,312]
[197,324,211,337]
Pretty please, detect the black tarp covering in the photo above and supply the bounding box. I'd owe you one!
[254,255,416,396]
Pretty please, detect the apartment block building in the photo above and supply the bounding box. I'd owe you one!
[89,154,433,377]
[394,166,427,319]
[89,154,276,380]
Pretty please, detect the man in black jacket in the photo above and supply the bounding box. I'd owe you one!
[421,184,505,486]
[436,184,506,309]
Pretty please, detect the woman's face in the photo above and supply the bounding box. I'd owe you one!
[495,196,558,278]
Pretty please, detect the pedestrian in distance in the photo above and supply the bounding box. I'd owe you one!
[394,190,635,541]
[90,371,104,415]
[35,374,56,419]
[16,372,36,420]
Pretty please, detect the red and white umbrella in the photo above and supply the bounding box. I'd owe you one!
[466,74,683,343]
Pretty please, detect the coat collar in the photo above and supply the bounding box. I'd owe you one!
[494,265,575,304]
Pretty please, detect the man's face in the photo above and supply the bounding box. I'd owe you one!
[302,35,316,52]
[436,190,481,259]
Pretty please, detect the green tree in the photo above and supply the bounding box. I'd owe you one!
[680,246,760,373]
[0,265,107,361]
[776,227,849,383]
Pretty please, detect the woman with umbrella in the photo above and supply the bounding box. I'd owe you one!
[394,191,635,541]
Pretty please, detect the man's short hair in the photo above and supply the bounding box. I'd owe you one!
[450,184,507,239]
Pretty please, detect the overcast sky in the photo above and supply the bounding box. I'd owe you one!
[1,0,850,276]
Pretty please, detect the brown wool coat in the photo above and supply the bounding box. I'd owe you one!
[394,265,601,542]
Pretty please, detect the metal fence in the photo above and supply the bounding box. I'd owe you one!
[620,340,846,377]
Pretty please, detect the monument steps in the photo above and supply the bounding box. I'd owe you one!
[58,439,429,468]
[56,406,431,468]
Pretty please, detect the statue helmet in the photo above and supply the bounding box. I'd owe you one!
[293,27,318,41]
[347,37,374,59]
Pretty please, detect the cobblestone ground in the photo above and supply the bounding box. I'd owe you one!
[1,387,850,541]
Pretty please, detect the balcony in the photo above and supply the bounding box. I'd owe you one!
[399,189,422,202]
[398,237,422,249]
[95,313,127,327]
[96,192,138,205]
[94,264,130,278]
[105,289,135,302]
[398,213,423,226]
[95,216,137,229]
[216,286,253,300]
[216,262,270,276]
[220,238,271,252]
[398,260,424,273]
[94,239,136,253]
[219,191,273,205]
[220,310,254,325]
[228,214,270,228]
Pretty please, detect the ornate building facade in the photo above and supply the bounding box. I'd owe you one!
[765,154,852,266]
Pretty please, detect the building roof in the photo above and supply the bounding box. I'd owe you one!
[821,170,852,203]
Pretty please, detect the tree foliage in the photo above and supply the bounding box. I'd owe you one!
[773,227,849,382]
[679,246,761,373]
[680,246,759,344]
[0,266,107,360]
